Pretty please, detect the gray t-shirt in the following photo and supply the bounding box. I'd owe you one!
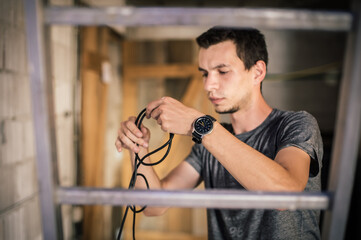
[185,109,323,240]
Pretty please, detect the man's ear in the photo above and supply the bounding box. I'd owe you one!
[253,60,267,85]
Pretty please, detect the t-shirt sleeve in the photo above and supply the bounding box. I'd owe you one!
[277,111,323,177]
[185,143,204,176]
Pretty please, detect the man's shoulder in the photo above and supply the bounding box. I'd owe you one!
[273,109,317,125]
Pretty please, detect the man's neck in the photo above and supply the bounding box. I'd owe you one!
[230,97,272,135]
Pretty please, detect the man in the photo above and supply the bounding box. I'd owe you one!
[115,27,323,239]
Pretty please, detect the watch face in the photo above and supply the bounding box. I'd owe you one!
[194,116,213,134]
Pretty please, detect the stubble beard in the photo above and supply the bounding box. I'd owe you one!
[215,105,239,114]
[214,93,252,115]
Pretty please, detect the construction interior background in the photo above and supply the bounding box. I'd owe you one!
[0,0,361,239]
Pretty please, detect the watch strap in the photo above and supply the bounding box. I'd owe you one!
[192,132,202,144]
[192,115,216,144]
[206,115,216,122]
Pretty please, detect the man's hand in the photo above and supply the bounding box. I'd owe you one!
[146,97,203,136]
[115,116,150,153]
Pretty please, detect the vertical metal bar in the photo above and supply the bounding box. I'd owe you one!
[322,1,361,240]
[23,0,63,239]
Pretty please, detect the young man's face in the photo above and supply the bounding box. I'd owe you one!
[198,40,255,114]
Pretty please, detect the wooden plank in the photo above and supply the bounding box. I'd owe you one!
[121,41,140,239]
[80,26,110,240]
[124,64,198,79]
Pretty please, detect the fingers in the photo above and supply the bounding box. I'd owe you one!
[146,97,167,119]
[126,116,143,138]
[115,117,149,153]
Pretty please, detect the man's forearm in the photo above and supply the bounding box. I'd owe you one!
[129,149,169,216]
[129,148,162,191]
[202,122,310,192]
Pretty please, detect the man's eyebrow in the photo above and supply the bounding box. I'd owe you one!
[212,64,229,69]
[198,64,230,72]
[198,67,207,72]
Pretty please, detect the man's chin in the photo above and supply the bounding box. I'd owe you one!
[215,106,239,114]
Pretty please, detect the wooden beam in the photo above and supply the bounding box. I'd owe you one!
[121,41,140,239]
[124,64,199,79]
[80,26,110,240]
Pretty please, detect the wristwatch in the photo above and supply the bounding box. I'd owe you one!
[192,115,216,144]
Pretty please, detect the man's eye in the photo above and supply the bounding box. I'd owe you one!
[219,71,228,75]
[202,73,208,78]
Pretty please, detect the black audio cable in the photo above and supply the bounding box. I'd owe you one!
[116,108,174,240]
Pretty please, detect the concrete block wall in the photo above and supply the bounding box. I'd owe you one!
[1,0,78,239]
[0,0,42,239]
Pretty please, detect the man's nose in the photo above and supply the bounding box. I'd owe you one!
[203,74,219,92]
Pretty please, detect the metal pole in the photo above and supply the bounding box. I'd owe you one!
[43,6,352,31]
[57,187,330,210]
[23,0,63,239]
[322,1,361,240]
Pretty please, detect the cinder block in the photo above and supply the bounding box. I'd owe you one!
[0,165,16,212]
[21,76,32,116]
[0,74,4,119]
[8,0,15,27]
[1,72,14,119]
[0,1,3,22]
[0,217,4,240]
[4,28,23,73]
[23,197,42,240]
[18,32,27,73]
[23,121,35,160]
[11,30,21,72]
[2,119,23,165]
[13,75,32,117]
[1,120,25,166]
[3,208,22,240]
[13,75,29,117]
[0,24,3,69]
[12,78,21,117]
[15,0,24,29]
[18,206,26,240]
[15,159,37,201]
[8,120,24,164]
[4,26,14,71]
[2,120,12,165]
[1,1,9,24]
[6,73,15,118]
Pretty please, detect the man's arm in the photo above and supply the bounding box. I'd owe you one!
[115,116,201,216]
[201,122,311,191]
[146,97,311,192]
[140,160,201,216]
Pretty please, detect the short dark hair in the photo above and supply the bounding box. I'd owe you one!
[196,27,268,71]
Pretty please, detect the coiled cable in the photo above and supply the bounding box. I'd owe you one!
[116,108,174,240]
